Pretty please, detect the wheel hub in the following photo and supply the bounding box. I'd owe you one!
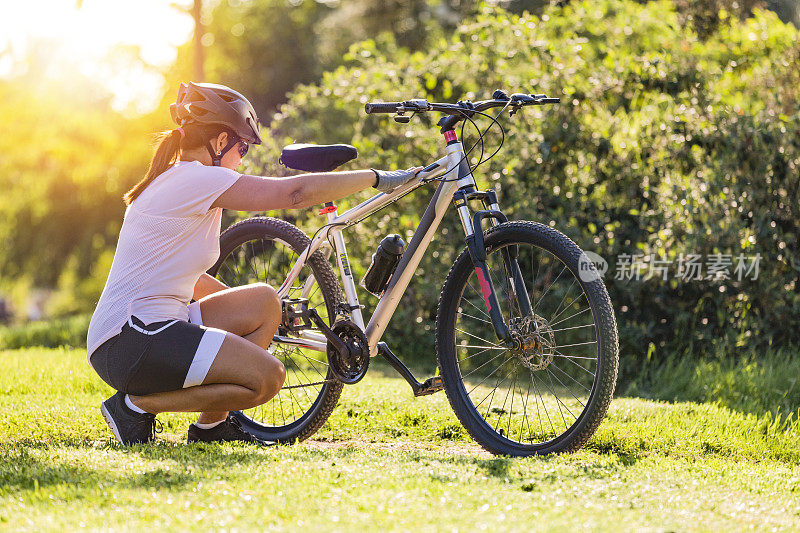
[511,315,554,371]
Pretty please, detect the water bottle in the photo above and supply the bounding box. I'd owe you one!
[361,234,406,296]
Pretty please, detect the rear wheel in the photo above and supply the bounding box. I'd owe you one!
[436,221,618,456]
[209,217,343,442]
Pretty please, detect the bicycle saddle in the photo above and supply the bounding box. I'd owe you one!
[279,143,358,172]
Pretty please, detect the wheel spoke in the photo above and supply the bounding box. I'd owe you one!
[549,323,596,334]
[505,371,518,437]
[548,277,577,322]
[488,259,521,320]
[457,310,492,325]
[247,241,260,282]
[494,367,516,433]
[548,292,584,324]
[476,362,519,420]
[258,239,269,282]
[458,345,504,363]
[517,374,533,443]
[532,263,566,315]
[466,354,515,395]
[543,340,597,350]
[551,348,597,375]
[530,371,554,437]
[455,327,503,348]
[457,344,506,351]
[548,306,591,327]
[549,353,597,361]
[475,361,514,412]
[221,262,237,285]
[541,369,577,422]
[462,350,511,380]
[547,361,592,395]
[464,282,492,319]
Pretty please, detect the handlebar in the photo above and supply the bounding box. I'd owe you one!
[364,102,405,114]
[365,91,560,116]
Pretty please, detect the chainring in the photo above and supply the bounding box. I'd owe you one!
[327,320,370,384]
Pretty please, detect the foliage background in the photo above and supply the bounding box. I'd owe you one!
[248,0,800,383]
[1,0,799,389]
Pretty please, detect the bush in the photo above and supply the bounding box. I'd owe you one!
[0,314,90,350]
[626,346,800,417]
[244,0,800,379]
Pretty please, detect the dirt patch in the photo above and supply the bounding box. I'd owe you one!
[301,438,492,457]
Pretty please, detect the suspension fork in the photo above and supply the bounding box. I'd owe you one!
[454,189,532,346]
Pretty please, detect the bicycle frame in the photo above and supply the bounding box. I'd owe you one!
[274,131,507,356]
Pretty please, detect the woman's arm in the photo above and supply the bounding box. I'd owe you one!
[211,170,377,212]
[193,273,229,301]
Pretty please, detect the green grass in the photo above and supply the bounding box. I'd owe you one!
[1,347,799,531]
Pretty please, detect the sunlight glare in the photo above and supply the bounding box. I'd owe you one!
[1,0,195,113]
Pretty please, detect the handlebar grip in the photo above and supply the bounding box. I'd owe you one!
[365,102,401,114]
[540,97,560,104]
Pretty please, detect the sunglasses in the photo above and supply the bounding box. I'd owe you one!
[237,140,249,158]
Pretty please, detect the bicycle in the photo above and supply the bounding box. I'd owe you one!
[208,90,619,456]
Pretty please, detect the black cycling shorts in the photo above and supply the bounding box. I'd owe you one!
[89,311,227,396]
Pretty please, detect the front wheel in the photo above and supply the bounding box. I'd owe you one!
[436,221,618,456]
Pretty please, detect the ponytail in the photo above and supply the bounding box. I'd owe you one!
[123,124,234,206]
[123,129,182,206]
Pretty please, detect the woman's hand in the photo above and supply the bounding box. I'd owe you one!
[371,167,423,193]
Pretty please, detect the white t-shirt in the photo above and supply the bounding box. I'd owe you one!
[86,161,241,358]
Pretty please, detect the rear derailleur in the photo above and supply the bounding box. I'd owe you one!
[281,298,369,384]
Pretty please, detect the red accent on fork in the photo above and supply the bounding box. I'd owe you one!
[475,266,493,313]
[444,130,457,142]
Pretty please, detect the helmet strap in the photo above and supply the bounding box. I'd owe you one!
[205,138,238,166]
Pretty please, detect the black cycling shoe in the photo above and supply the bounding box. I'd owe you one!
[100,391,158,446]
[187,415,276,446]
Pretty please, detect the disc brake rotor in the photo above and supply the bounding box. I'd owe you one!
[512,315,555,371]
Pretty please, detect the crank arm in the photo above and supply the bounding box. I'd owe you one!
[306,307,350,355]
[378,343,444,396]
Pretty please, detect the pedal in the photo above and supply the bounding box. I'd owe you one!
[281,298,311,332]
[414,376,444,396]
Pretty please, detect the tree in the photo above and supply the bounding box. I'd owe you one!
[192,0,206,80]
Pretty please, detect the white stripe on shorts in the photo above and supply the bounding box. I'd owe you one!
[183,327,226,388]
[187,301,203,325]
[127,317,178,335]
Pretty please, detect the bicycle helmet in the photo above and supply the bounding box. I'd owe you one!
[170,81,262,165]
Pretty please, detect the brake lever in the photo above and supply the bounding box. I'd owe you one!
[456,99,477,118]
[394,99,429,123]
[401,99,430,111]
[507,93,551,115]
